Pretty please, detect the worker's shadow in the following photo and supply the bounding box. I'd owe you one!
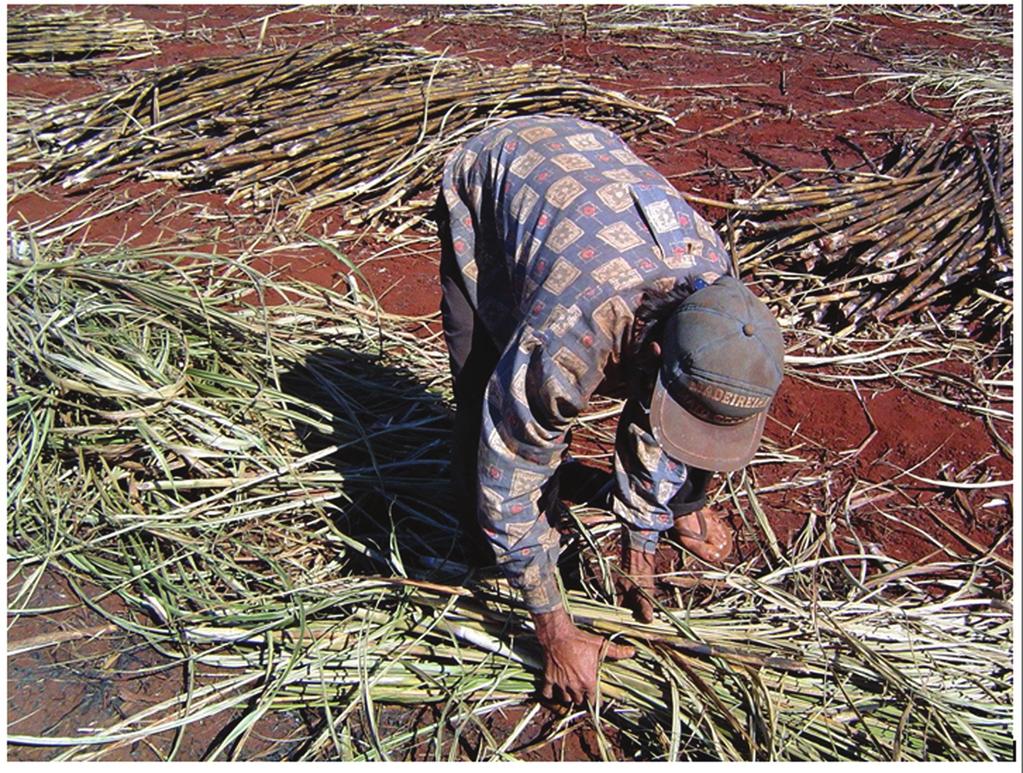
[279,347,609,592]
[279,347,475,582]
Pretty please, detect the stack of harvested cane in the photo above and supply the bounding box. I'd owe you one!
[12,35,667,225]
[6,237,1013,761]
[7,9,163,70]
[732,125,1012,339]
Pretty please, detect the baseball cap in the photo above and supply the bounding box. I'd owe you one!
[649,275,785,472]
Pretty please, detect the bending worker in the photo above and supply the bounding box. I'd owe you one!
[436,115,785,705]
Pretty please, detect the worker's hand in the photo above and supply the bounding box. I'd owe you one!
[620,546,657,623]
[673,506,733,563]
[532,605,634,705]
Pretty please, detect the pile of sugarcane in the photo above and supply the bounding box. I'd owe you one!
[11,35,667,225]
[7,8,163,71]
[733,126,1013,340]
[7,236,1013,760]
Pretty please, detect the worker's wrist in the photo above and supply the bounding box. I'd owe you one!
[519,575,563,616]
[626,526,660,554]
[625,544,657,573]
[531,604,573,646]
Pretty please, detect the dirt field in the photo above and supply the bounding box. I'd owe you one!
[6,4,1014,761]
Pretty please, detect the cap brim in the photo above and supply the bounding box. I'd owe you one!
[649,375,767,472]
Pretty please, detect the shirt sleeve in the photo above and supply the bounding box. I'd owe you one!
[610,398,689,554]
[476,324,606,613]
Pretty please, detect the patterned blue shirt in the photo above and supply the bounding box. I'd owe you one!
[440,115,729,612]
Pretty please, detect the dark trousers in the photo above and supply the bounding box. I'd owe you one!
[437,200,500,547]
[671,468,710,516]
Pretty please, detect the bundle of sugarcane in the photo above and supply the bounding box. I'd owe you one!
[732,125,1013,340]
[7,235,1012,760]
[7,8,163,71]
[11,35,667,225]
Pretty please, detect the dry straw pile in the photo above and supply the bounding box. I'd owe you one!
[6,237,1013,760]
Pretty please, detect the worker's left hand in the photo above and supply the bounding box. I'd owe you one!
[620,547,657,623]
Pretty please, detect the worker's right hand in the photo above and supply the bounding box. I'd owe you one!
[531,605,634,705]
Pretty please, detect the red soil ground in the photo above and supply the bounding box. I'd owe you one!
[6,4,1013,761]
